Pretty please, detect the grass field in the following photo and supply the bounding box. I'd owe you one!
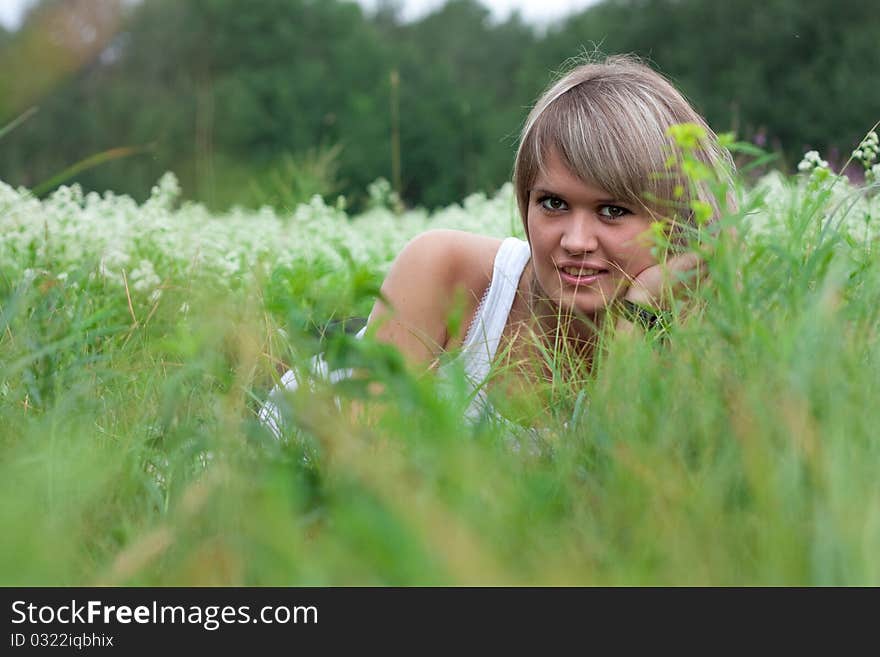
[2,152,879,585]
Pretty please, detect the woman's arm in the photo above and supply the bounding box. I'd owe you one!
[340,230,481,426]
[366,229,473,368]
[263,231,483,436]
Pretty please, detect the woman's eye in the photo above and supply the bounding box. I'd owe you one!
[539,196,567,211]
[598,205,630,219]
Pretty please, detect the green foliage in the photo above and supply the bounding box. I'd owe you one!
[2,152,880,584]
[1,0,879,583]
[5,0,873,209]
[226,145,345,212]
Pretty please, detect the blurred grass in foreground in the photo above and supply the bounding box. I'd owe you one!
[1,164,879,585]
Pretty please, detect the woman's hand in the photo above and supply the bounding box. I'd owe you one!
[624,252,703,310]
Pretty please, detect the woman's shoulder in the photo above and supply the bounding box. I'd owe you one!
[371,230,504,357]
[397,229,503,295]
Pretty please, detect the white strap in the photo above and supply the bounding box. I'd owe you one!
[460,237,531,387]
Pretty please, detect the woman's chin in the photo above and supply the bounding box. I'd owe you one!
[534,277,620,319]
[551,294,609,320]
[557,286,616,313]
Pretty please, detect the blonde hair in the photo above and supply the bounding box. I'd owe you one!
[513,54,735,241]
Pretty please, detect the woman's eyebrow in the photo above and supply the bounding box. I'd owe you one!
[530,187,625,205]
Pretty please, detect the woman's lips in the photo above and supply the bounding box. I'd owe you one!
[558,268,607,286]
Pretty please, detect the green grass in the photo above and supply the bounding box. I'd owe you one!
[1,167,879,585]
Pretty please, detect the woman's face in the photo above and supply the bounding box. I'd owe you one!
[526,148,657,318]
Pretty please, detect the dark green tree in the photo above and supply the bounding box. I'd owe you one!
[1,0,876,208]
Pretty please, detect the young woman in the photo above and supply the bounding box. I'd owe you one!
[261,54,734,435]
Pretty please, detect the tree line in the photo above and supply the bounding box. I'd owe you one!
[0,0,877,211]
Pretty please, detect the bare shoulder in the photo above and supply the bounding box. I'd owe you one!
[401,229,501,291]
[367,229,503,366]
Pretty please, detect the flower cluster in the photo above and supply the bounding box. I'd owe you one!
[2,165,877,317]
[797,150,830,174]
[0,173,521,304]
[747,165,878,243]
[852,131,879,183]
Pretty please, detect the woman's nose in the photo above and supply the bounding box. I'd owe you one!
[560,216,599,254]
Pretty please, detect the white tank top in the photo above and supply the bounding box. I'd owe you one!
[259,237,532,437]
[450,237,532,418]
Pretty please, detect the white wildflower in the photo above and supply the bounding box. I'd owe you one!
[129,259,161,293]
[2,165,872,314]
[798,149,830,175]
